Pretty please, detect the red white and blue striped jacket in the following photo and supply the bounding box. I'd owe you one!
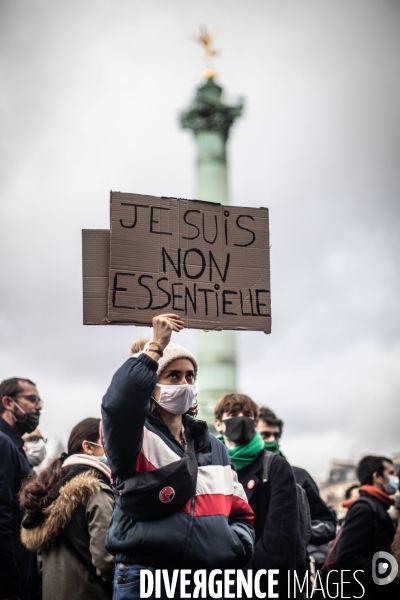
[101,353,254,569]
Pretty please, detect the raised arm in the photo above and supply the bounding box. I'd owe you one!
[101,314,184,479]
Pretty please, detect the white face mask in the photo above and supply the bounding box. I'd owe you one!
[25,438,47,467]
[155,383,197,415]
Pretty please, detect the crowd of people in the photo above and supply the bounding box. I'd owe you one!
[1,313,400,600]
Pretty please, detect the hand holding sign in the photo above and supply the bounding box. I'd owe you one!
[150,314,185,351]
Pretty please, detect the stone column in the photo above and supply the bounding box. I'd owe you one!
[180,77,243,427]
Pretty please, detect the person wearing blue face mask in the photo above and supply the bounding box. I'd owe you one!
[337,455,400,599]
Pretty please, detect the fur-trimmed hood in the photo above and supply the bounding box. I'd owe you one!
[21,470,103,551]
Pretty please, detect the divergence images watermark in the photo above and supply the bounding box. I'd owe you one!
[137,569,368,598]
[372,551,398,586]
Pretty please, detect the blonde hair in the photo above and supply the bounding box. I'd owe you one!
[130,337,149,355]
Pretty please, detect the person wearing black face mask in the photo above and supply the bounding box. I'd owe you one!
[0,377,42,600]
[214,393,302,599]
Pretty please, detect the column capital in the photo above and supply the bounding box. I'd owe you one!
[180,78,243,141]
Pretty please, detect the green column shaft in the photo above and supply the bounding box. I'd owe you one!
[195,131,237,426]
[196,131,228,204]
[180,78,243,428]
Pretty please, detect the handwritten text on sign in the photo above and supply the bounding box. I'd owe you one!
[107,192,271,332]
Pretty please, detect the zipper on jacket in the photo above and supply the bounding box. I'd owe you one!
[181,495,196,566]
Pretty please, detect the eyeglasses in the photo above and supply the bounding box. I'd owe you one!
[26,435,48,443]
[13,394,44,407]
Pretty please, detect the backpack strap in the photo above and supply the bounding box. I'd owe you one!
[354,496,379,536]
[262,450,277,484]
[62,531,113,595]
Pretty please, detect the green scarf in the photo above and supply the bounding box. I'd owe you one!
[218,431,264,470]
[264,440,286,458]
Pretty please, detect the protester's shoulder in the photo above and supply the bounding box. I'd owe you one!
[292,465,319,493]
[0,431,16,474]
[0,428,17,455]
[347,496,378,521]
[208,430,223,448]
[269,452,293,476]
[87,478,114,509]
[97,477,113,494]
[292,465,307,478]
[193,425,232,467]
[358,494,392,521]
[69,470,112,512]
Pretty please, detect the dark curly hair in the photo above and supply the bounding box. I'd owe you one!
[214,393,259,421]
[19,418,101,517]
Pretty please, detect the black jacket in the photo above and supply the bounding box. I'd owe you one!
[0,418,33,600]
[238,450,301,596]
[337,489,399,599]
[101,354,254,569]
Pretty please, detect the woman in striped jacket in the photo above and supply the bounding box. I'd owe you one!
[101,313,254,599]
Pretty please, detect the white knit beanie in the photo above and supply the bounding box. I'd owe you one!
[131,339,198,378]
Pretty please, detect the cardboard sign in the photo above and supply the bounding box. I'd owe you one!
[82,229,110,325]
[82,192,271,332]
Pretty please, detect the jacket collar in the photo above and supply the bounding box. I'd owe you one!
[62,454,111,480]
[21,469,104,551]
[0,416,24,449]
[146,411,209,453]
[184,415,209,452]
[237,449,265,502]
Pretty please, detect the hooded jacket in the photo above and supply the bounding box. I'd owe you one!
[101,353,254,569]
[21,465,114,600]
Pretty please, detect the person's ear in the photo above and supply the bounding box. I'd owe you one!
[81,440,94,455]
[372,471,380,485]
[2,396,13,411]
[214,419,225,433]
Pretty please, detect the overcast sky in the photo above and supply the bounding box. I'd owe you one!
[1,0,399,479]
